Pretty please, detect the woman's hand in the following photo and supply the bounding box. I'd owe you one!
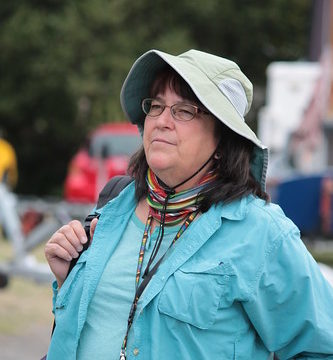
[44,218,98,288]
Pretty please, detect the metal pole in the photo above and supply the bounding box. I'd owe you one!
[0,183,26,260]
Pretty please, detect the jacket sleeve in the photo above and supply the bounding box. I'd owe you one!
[242,227,333,359]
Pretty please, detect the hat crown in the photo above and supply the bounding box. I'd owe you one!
[177,49,253,115]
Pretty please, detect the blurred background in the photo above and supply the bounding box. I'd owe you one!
[1,0,333,358]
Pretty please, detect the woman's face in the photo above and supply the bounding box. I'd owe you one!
[143,87,219,190]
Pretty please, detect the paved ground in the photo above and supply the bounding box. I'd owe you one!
[0,323,51,360]
[0,274,53,360]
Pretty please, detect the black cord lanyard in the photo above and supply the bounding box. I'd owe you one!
[119,210,198,360]
[119,146,217,359]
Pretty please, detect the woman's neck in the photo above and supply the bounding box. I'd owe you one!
[153,163,212,193]
[136,200,158,231]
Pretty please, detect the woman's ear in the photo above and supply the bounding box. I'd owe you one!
[214,151,222,160]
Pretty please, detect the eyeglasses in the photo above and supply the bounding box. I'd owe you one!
[141,98,210,122]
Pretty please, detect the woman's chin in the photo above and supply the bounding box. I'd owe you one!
[148,163,171,176]
[147,156,174,174]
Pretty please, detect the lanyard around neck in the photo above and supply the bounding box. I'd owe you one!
[120,210,199,360]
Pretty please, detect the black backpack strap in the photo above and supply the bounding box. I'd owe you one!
[67,175,133,273]
[96,175,133,210]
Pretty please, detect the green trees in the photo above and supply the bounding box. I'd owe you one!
[0,0,312,195]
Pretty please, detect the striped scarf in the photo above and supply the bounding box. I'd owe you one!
[146,168,217,225]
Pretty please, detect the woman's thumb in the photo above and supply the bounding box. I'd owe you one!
[90,217,98,240]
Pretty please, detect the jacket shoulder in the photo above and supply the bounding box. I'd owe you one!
[245,196,299,236]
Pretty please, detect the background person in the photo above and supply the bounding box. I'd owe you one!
[0,131,18,190]
[45,49,333,359]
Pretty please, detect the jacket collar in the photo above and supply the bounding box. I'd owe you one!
[96,181,250,222]
[219,195,250,221]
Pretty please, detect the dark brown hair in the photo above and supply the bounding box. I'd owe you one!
[128,67,269,210]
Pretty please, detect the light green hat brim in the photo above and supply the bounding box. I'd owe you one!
[120,49,268,190]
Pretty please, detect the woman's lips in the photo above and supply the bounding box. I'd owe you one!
[152,138,175,145]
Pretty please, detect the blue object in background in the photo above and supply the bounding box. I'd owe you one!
[273,175,323,235]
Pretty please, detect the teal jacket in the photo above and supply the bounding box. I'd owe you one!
[47,183,333,359]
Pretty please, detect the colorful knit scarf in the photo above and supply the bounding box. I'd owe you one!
[146,168,218,225]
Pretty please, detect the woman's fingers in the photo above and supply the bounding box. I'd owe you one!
[58,220,86,250]
[45,219,90,287]
[51,231,80,259]
[69,219,88,245]
[46,220,87,261]
[45,240,74,262]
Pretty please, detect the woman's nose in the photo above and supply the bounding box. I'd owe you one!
[155,105,174,127]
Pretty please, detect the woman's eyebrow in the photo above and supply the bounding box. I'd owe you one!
[155,94,196,105]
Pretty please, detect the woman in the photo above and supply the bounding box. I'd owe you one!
[45,49,333,359]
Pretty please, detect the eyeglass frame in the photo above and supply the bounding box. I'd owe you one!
[141,98,211,122]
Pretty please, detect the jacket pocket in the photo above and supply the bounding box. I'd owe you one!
[158,261,234,329]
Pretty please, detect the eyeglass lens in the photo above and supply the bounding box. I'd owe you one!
[142,99,197,121]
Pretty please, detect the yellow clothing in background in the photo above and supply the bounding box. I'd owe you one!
[0,138,18,189]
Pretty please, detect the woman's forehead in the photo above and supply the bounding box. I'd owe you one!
[150,68,197,103]
[154,90,191,103]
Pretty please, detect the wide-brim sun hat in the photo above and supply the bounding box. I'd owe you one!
[120,49,268,190]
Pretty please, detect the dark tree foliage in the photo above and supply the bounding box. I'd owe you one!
[0,0,312,195]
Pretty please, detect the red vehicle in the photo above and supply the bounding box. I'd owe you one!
[64,122,141,203]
